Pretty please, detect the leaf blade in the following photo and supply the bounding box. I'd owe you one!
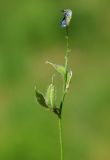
[46,61,66,77]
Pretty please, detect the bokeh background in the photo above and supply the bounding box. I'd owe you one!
[0,0,110,160]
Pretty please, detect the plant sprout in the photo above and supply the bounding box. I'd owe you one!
[35,9,72,160]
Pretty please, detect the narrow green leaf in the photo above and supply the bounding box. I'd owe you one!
[35,88,48,108]
[46,83,56,108]
[66,69,72,91]
[46,61,66,77]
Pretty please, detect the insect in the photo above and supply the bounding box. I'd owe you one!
[61,9,72,27]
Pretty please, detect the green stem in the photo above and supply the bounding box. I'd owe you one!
[59,26,69,117]
[65,26,69,70]
[59,118,63,160]
[58,26,70,160]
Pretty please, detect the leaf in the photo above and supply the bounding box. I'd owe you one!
[46,61,66,77]
[66,69,72,91]
[46,83,56,108]
[35,87,48,108]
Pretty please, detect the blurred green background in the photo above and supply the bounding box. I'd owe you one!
[0,0,110,160]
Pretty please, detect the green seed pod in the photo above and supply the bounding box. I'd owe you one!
[46,83,56,108]
[35,87,48,108]
[66,69,72,91]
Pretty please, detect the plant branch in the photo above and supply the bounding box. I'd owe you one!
[58,26,71,160]
[59,26,70,118]
[35,9,72,160]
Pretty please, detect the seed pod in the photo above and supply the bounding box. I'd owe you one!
[35,88,48,108]
[46,83,56,108]
[66,69,72,91]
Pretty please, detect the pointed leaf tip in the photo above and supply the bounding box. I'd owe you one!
[46,61,66,77]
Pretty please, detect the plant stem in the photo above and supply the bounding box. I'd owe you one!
[59,118,63,160]
[58,26,70,160]
[59,26,70,117]
[65,26,69,70]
